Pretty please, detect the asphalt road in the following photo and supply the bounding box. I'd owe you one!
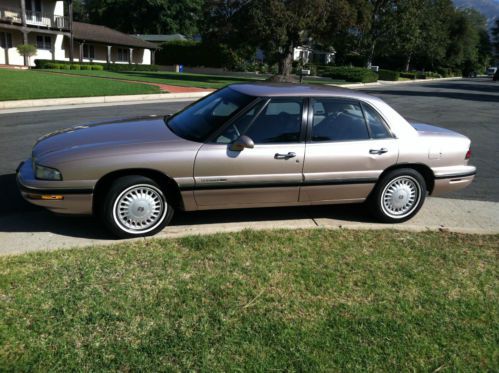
[0,78,497,222]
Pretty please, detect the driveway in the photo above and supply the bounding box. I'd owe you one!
[0,78,498,253]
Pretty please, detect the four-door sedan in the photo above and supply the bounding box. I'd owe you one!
[17,83,476,238]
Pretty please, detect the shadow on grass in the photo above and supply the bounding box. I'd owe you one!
[121,71,264,85]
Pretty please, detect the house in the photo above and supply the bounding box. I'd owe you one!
[293,45,335,65]
[0,0,157,67]
[134,33,188,46]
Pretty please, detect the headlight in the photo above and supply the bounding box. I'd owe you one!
[35,163,62,180]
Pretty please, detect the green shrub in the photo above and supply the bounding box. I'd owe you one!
[91,65,104,71]
[60,64,70,70]
[45,63,57,69]
[378,69,400,81]
[399,72,417,79]
[70,64,81,70]
[320,66,378,83]
[34,59,158,72]
[105,63,159,72]
[156,41,227,68]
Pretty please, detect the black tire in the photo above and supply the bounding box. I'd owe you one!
[368,168,427,223]
[101,175,174,238]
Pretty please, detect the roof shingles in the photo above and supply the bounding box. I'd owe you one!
[73,22,157,49]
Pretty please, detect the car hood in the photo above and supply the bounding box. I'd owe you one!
[32,115,183,159]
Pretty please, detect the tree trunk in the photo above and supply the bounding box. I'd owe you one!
[268,45,297,83]
[367,40,376,68]
[404,53,412,72]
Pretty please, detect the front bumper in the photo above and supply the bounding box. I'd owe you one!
[431,165,476,196]
[16,160,94,215]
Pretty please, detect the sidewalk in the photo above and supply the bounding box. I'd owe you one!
[0,197,497,256]
[0,91,211,110]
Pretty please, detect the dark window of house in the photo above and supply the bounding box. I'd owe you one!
[117,48,128,62]
[241,98,303,144]
[361,103,392,139]
[36,35,51,49]
[311,98,369,142]
[0,33,12,49]
[83,44,95,59]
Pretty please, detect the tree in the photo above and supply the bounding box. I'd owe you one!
[490,19,499,59]
[203,0,359,81]
[16,44,37,67]
[82,0,203,35]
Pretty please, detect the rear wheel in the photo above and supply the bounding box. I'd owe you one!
[102,175,173,238]
[369,168,426,223]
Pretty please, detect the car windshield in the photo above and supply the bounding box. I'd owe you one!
[166,87,255,142]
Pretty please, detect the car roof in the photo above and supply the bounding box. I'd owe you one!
[228,82,376,101]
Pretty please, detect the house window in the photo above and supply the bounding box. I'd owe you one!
[0,32,13,49]
[83,44,95,59]
[116,48,129,62]
[36,35,51,50]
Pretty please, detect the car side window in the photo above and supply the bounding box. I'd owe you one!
[216,98,303,144]
[311,98,369,142]
[362,103,392,139]
[215,100,267,144]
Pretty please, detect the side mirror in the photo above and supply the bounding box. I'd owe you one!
[229,135,255,151]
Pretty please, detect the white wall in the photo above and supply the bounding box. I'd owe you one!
[142,48,151,65]
[53,0,65,17]
[7,31,24,65]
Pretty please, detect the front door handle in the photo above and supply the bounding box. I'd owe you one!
[275,152,296,159]
[369,148,388,155]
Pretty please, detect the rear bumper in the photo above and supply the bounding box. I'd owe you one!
[16,160,94,215]
[431,166,476,196]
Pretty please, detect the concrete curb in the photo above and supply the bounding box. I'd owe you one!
[0,91,210,110]
[336,76,463,89]
[0,197,497,256]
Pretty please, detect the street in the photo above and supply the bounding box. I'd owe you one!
[0,78,497,229]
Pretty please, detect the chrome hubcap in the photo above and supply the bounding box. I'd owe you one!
[381,176,421,218]
[113,184,166,233]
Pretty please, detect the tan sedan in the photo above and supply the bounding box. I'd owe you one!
[17,83,476,237]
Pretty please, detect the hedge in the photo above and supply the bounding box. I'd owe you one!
[378,69,399,81]
[320,66,378,83]
[155,41,226,68]
[34,59,158,72]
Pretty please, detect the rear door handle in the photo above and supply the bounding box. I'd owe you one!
[275,152,296,159]
[369,148,388,155]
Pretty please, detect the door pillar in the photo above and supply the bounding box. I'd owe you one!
[79,41,83,62]
[129,47,133,64]
[68,0,74,62]
[106,45,111,63]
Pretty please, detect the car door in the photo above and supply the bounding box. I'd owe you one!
[300,97,399,203]
[193,97,306,208]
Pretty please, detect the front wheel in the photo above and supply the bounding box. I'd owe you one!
[368,168,427,223]
[102,176,174,238]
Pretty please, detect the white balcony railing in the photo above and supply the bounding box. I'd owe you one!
[0,7,69,29]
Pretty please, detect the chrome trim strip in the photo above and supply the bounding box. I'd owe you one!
[182,178,377,191]
[434,171,476,180]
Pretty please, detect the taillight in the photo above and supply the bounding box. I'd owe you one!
[465,149,471,159]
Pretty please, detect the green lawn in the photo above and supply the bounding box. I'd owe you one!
[0,69,160,101]
[1,229,497,371]
[41,69,346,89]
